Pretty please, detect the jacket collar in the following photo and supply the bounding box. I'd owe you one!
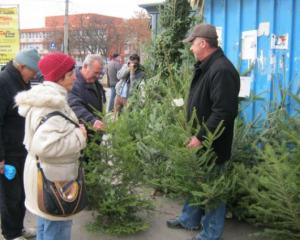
[43,81,68,96]
[15,80,68,117]
[75,67,86,85]
[6,61,30,89]
[194,47,224,73]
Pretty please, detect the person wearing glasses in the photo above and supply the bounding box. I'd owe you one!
[68,54,106,133]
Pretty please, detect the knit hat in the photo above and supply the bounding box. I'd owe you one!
[15,49,40,72]
[38,52,75,82]
[183,23,218,43]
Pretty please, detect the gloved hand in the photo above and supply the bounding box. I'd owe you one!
[4,164,16,180]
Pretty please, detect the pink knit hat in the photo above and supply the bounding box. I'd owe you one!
[38,52,75,82]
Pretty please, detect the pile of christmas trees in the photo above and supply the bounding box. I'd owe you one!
[82,0,300,237]
[233,102,300,239]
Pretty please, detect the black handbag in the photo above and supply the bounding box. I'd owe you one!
[35,111,88,216]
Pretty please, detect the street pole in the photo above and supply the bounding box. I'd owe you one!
[63,0,69,54]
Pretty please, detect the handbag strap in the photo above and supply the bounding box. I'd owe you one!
[36,111,80,131]
[35,111,81,169]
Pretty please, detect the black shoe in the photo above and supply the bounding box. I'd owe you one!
[166,218,185,229]
[186,237,198,240]
[166,218,201,230]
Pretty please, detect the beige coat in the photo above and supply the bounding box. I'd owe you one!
[15,81,86,221]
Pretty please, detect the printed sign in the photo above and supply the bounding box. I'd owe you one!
[50,42,56,49]
[0,6,20,65]
[271,33,288,50]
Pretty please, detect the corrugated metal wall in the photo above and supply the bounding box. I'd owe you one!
[204,0,300,121]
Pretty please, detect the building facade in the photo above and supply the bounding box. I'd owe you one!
[20,13,126,63]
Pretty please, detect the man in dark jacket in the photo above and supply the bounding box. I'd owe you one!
[166,24,240,240]
[107,53,122,112]
[68,54,106,132]
[0,49,40,240]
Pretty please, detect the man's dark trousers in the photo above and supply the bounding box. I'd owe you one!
[0,156,26,240]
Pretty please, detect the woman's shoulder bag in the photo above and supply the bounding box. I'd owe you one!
[35,111,88,217]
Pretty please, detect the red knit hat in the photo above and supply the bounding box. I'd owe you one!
[38,52,75,82]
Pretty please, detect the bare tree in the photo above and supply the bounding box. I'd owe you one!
[124,11,151,56]
[43,13,150,63]
[68,15,125,61]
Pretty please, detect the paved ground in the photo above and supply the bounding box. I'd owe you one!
[7,196,264,240]
[1,88,265,240]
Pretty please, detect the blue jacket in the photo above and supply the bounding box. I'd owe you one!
[68,68,106,125]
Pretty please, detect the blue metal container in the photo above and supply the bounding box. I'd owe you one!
[204,0,300,121]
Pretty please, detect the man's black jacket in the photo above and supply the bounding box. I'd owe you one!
[0,61,30,160]
[187,48,240,164]
[68,67,106,125]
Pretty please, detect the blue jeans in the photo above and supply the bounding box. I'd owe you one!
[178,201,226,240]
[37,217,72,240]
[108,87,116,112]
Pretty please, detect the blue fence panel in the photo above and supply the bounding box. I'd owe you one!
[203,0,300,121]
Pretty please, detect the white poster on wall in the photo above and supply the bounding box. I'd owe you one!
[241,30,257,61]
[216,27,223,47]
[258,22,270,36]
[239,76,251,98]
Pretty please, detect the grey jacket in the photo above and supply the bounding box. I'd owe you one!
[107,60,122,87]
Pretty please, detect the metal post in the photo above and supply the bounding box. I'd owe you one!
[63,0,69,54]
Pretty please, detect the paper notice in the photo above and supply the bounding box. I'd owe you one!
[241,30,257,60]
[239,76,251,98]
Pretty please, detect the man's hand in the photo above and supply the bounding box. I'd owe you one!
[93,120,105,131]
[79,124,87,139]
[0,160,5,174]
[186,136,202,149]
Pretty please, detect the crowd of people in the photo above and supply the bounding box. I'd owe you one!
[0,23,240,240]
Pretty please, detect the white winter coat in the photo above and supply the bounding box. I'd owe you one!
[15,81,86,221]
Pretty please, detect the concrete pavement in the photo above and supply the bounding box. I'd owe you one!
[11,196,264,240]
[0,88,265,240]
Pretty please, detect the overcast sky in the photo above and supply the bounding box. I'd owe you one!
[0,0,147,29]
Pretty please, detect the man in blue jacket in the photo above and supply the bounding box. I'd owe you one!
[0,49,40,240]
[166,24,240,240]
[68,54,106,132]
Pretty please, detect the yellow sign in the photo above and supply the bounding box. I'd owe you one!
[0,6,19,65]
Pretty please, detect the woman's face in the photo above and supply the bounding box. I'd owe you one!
[60,69,76,92]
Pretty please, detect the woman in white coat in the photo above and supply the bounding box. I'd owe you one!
[15,52,87,240]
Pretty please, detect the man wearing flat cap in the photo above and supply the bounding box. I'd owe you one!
[166,24,240,240]
[0,49,40,239]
